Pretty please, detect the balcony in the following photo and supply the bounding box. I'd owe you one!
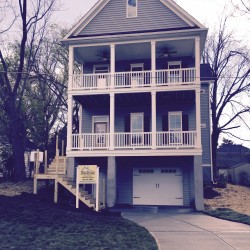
[71,68,196,91]
[71,131,197,150]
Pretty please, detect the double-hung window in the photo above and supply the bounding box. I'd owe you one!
[169,112,182,145]
[127,0,137,18]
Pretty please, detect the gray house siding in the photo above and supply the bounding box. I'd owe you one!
[81,101,196,133]
[79,0,190,37]
[116,156,193,206]
[82,107,110,133]
[200,83,211,166]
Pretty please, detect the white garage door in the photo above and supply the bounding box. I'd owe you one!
[133,168,183,205]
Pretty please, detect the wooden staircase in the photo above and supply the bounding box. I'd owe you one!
[34,152,98,210]
[57,175,95,208]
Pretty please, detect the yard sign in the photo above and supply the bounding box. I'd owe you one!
[76,165,100,211]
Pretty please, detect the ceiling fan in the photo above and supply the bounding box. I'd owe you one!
[96,51,110,62]
[157,48,177,58]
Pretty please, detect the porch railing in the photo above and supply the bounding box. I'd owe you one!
[72,133,110,149]
[72,73,111,89]
[156,68,196,85]
[71,131,197,150]
[71,68,196,90]
[114,71,152,88]
[115,132,152,148]
[156,131,197,148]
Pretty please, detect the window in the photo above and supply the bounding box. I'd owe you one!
[127,0,137,18]
[168,112,182,145]
[131,113,144,145]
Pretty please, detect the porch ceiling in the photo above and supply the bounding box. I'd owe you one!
[75,39,195,63]
[74,91,195,107]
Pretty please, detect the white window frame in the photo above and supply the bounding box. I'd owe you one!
[127,0,138,18]
[130,63,144,87]
[92,116,109,147]
[130,63,144,71]
[168,112,182,145]
[93,65,110,74]
[130,112,144,146]
[168,112,182,132]
[168,61,181,83]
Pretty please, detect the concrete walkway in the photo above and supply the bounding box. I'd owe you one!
[121,207,250,250]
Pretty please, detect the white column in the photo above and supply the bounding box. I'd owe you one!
[151,41,156,86]
[151,91,157,149]
[110,44,115,88]
[67,95,73,151]
[195,37,200,85]
[68,46,74,91]
[110,93,115,150]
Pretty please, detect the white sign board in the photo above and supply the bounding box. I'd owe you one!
[76,165,100,211]
[30,151,43,162]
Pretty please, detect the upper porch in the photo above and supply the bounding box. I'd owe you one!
[68,37,201,94]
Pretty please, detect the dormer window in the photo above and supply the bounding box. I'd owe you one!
[127,0,137,18]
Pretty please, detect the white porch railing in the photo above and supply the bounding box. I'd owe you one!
[114,71,152,88]
[156,68,196,85]
[72,133,110,149]
[156,131,197,148]
[71,131,197,150]
[72,73,111,89]
[115,132,152,148]
[71,68,196,90]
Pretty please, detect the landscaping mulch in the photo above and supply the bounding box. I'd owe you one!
[204,183,250,216]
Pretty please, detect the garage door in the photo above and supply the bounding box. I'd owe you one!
[133,168,183,205]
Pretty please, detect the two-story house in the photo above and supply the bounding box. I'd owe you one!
[61,0,213,211]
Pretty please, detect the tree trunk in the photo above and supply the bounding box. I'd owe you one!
[211,129,219,179]
[8,106,26,182]
[12,133,26,181]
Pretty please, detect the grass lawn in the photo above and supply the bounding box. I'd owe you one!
[204,208,250,226]
[0,186,157,250]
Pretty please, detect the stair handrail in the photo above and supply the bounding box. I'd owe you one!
[56,135,59,175]
[44,150,48,174]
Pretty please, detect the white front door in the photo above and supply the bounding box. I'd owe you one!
[94,122,108,147]
[133,168,183,205]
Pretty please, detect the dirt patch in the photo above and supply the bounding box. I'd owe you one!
[205,184,250,216]
[0,181,34,196]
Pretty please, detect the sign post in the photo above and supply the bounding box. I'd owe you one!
[76,165,100,211]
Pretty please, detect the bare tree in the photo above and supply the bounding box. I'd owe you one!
[0,0,58,181]
[203,16,250,176]
[231,0,250,16]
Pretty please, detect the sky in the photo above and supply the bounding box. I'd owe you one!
[54,0,250,147]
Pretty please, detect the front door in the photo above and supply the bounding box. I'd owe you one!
[94,122,108,147]
[133,168,183,205]
[131,63,144,86]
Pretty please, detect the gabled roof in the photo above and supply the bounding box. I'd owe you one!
[63,0,206,40]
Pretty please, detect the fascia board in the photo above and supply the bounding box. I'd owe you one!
[61,28,208,46]
[160,0,206,29]
[63,0,110,40]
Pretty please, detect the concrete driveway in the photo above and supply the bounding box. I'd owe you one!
[121,207,250,250]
